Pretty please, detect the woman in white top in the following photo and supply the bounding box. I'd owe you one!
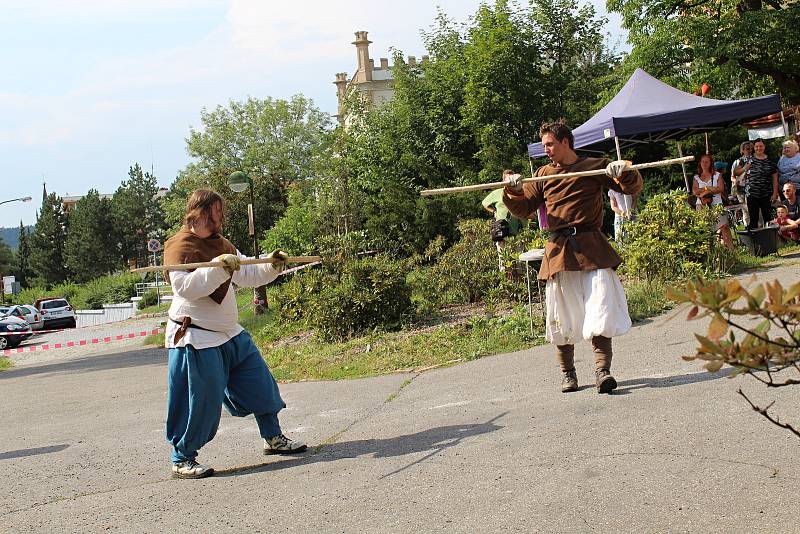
[607,189,635,243]
[778,139,800,190]
[693,153,733,249]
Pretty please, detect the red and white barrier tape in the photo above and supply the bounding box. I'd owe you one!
[0,327,66,336]
[1,328,164,356]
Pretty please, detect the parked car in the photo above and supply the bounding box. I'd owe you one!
[0,304,44,330]
[0,314,33,349]
[34,298,77,329]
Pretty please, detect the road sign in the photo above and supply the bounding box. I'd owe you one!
[147,239,161,253]
[3,276,14,295]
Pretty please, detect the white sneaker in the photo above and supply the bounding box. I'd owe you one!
[263,434,308,455]
[172,459,214,479]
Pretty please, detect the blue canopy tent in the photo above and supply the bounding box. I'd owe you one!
[526,69,783,189]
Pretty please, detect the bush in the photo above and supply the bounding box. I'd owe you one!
[420,219,500,305]
[621,190,725,282]
[107,274,139,303]
[81,279,109,310]
[16,273,141,310]
[313,255,412,341]
[273,269,326,325]
[275,254,413,342]
[140,289,160,308]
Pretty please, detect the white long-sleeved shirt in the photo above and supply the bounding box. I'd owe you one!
[164,250,280,349]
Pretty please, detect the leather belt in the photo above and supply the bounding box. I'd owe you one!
[548,226,595,253]
[170,317,217,344]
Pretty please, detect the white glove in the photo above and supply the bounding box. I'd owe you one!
[266,250,289,273]
[605,160,632,181]
[504,173,524,192]
[213,254,240,275]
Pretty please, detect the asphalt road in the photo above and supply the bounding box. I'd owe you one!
[1,264,799,533]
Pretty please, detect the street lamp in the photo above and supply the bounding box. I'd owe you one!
[0,196,32,207]
[0,196,31,304]
[228,171,267,314]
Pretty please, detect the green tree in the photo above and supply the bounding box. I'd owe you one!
[460,2,546,179]
[261,184,320,256]
[29,192,68,286]
[607,0,800,102]
[168,95,332,253]
[14,221,31,287]
[65,190,119,282]
[530,0,618,121]
[0,237,13,280]
[336,0,616,254]
[112,163,165,266]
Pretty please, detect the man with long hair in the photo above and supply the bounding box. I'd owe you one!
[163,189,306,479]
[503,122,642,394]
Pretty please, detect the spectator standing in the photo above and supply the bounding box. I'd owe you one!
[778,139,800,191]
[730,141,753,226]
[483,172,527,272]
[693,153,734,249]
[735,138,778,228]
[607,189,636,243]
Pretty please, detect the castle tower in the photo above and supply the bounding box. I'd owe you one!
[352,31,373,83]
[334,72,349,117]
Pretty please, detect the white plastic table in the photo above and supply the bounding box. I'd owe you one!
[518,248,545,335]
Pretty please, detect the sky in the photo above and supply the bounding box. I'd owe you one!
[0,0,625,229]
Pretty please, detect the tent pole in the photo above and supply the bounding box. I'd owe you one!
[614,136,622,160]
[781,111,789,136]
[677,141,690,192]
[704,133,710,154]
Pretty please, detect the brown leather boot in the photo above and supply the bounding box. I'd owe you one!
[561,369,578,393]
[595,368,617,394]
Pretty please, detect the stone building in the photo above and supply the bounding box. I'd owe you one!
[333,31,428,123]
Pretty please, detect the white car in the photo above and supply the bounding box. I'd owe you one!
[35,298,77,329]
[0,304,44,330]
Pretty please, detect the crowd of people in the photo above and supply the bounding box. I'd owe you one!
[720,137,800,246]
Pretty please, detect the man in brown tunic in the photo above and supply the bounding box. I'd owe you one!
[503,122,642,393]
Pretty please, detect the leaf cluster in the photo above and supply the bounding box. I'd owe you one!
[670,275,800,437]
[672,277,800,375]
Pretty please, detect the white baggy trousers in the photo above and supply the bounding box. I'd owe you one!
[545,268,632,346]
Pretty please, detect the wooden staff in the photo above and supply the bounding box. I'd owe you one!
[419,156,695,197]
[130,256,322,274]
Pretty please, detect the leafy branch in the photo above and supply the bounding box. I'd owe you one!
[669,277,800,437]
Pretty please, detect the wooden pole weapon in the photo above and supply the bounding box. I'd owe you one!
[419,156,695,197]
[130,256,322,274]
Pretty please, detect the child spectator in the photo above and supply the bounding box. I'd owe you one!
[771,205,800,244]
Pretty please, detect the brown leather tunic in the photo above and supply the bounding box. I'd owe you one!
[503,157,642,280]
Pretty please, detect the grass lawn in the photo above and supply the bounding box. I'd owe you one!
[144,303,544,381]
[253,306,543,382]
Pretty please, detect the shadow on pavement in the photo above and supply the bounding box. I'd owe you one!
[215,412,508,479]
[0,444,69,461]
[0,348,164,380]
[614,369,731,394]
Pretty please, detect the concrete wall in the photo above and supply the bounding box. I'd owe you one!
[76,303,135,328]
